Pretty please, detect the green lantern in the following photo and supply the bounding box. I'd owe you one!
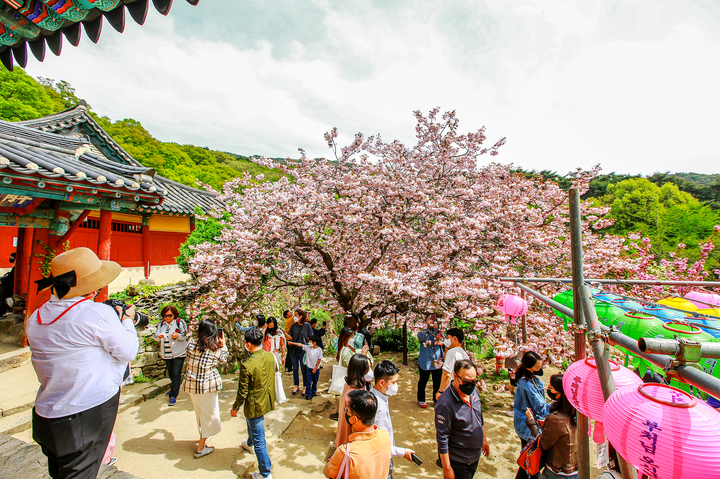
[552,290,575,331]
[620,312,665,340]
[595,302,628,328]
[644,322,715,342]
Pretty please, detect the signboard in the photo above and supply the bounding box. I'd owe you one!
[0,194,35,208]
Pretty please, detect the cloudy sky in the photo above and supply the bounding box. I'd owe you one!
[23,0,720,175]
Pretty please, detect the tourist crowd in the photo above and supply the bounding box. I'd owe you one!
[24,247,631,479]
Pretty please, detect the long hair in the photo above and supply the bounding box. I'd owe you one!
[265,317,278,337]
[549,374,577,426]
[196,319,220,353]
[296,309,308,324]
[344,314,359,332]
[514,351,542,382]
[336,327,355,361]
[345,354,370,389]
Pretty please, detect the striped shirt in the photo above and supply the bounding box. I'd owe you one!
[181,339,229,394]
[153,319,189,359]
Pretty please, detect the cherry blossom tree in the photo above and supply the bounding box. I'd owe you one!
[188,109,639,360]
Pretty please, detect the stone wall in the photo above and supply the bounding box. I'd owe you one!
[130,326,166,379]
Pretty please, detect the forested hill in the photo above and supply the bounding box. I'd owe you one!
[0,68,284,190]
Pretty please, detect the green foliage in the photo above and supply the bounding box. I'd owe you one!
[0,68,67,121]
[177,208,228,273]
[373,324,420,352]
[599,178,720,262]
[133,371,153,383]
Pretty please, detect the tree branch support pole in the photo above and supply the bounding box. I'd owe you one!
[96,209,112,302]
[402,316,408,366]
[520,289,528,343]
[569,188,591,479]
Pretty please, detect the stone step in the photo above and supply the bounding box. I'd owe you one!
[0,347,30,374]
[0,408,31,435]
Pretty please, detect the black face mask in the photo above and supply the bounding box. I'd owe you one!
[547,387,560,400]
[534,368,544,377]
[457,380,478,395]
[268,327,278,335]
[344,411,355,426]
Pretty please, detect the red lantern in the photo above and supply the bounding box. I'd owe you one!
[562,358,643,443]
[604,383,720,479]
[497,294,528,325]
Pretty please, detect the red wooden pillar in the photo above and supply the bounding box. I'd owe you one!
[96,209,112,302]
[22,228,51,347]
[142,215,151,279]
[14,227,32,300]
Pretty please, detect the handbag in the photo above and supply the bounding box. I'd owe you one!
[328,364,347,395]
[335,442,351,479]
[272,353,287,404]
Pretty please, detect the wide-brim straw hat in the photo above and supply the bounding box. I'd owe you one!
[41,247,121,298]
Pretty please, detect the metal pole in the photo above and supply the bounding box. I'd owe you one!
[520,289,528,343]
[499,277,720,287]
[638,338,720,359]
[569,188,591,479]
[402,316,408,366]
[578,284,637,479]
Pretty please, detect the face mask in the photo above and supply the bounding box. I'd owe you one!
[364,370,374,382]
[547,387,560,400]
[386,383,399,396]
[458,379,478,395]
[294,316,299,322]
[534,368,544,377]
[443,338,452,348]
[345,411,356,427]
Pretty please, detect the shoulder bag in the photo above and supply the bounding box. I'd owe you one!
[328,364,347,395]
[272,353,287,404]
[334,442,351,479]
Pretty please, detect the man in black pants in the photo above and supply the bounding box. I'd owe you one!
[416,314,444,408]
[26,247,139,478]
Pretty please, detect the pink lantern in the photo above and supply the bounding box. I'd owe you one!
[562,358,643,443]
[685,290,720,309]
[604,383,720,479]
[497,294,528,324]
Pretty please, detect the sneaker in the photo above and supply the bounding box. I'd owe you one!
[418,401,428,408]
[242,439,255,454]
[251,473,272,479]
[106,457,117,466]
[194,446,214,459]
[329,412,339,421]
[169,397,176,406]
[165,391,171,396]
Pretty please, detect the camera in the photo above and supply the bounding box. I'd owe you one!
[103,299,149,329]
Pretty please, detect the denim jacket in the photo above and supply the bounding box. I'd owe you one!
[417,328,444,370]
[513,376,550,442]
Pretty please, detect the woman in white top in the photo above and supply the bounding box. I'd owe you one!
[263,317,286,364]
[153,304,189,406]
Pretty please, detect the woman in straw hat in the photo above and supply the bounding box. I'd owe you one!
[25,247,139,479]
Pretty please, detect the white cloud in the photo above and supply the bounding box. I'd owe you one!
[23,0,720,175]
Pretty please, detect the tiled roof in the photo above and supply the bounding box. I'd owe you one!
[0,0,200,72]
[0,119,163,202]
[18,103,143,167]
[14,105,223,216]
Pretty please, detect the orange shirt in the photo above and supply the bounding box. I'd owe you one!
[284,316,295,333]
[325,426,391,479]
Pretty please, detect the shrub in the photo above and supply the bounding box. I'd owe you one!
[373,324,420,352]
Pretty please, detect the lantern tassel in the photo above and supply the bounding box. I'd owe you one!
[593,420,605,444]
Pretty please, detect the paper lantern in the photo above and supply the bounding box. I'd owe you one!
[657,297,698,312]
[685,290,720,309]
[497,294,527,324]
[563,358,643,443]
[552,290,574,324]
[593,291,622,303]
[603,383,720,479]
[644,321,714,342]
[620,312,665,340]
[639,305,687,322]
[610,298,644,311]
[683,315,720,339]
[595,302,630,328]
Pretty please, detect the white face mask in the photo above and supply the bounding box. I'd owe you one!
[364,370,374,382]
[294,316,300,322]
[253,320,258,327]
[443,338,452,348]
[386,383,399,396]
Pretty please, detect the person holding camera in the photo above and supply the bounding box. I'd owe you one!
[182,320,228,459]
[26,247,139,479]
[154,305,188,406]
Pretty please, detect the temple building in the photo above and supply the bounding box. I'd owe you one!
[0,103,221,320]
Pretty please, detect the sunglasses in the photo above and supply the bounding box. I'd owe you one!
[454,373,478,385]
[162,314,174,318]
